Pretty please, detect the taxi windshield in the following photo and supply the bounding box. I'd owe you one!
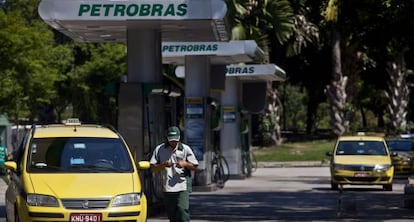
[27,137,133,173]
[336,141,387,155]
[386,139,414,152]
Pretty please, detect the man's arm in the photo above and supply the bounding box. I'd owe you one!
[176,161,198,171]
[151,161,173,172]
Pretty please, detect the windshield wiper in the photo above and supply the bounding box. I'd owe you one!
[31,164,62,171]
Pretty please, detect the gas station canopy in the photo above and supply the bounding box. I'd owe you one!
[38,0,229,42]
[162,41,265,64]
[175,64,287,82]
[226,64,286,81]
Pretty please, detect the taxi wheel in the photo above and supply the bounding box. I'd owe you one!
[331,181,339,190]
[383,184,393,191]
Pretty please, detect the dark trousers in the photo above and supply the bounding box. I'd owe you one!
[163,190,190,222]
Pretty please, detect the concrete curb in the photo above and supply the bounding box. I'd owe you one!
[258,161,330,168]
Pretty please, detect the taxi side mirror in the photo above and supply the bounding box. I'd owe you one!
[138,161,150,170]
[4,161,17,171]
[326,151,333,156]
[390,151,398,157]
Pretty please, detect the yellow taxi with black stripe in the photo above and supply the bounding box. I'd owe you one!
[326,133,394,191]
[4,118,150,222]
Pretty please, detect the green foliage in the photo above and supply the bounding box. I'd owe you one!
[226,0,294,57]
[315,102,330,129]
[254,140,335,162]
[257,114,275,146]
[0,7,66,121]
[70,43,126,123]
[281,84,307,130]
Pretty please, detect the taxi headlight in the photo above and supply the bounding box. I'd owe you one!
[26,194,58,207]
[374,164,391,172]
[112,193,141,207]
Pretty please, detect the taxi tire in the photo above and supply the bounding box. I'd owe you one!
[383,184,393,191]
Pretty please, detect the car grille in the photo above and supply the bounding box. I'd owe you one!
[61,198,110,209]
[343,165,375,171]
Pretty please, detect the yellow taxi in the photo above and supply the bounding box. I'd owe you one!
[4,118,150,222]
[386,138,414,175]
[326,133,394,191]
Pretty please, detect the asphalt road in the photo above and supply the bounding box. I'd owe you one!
[2,166,414,222]
[149,167,414,222]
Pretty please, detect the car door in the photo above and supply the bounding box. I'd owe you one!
[5,131,30,221]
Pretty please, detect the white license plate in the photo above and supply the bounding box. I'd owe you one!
[70,213,102,222]
[354,172,369,177]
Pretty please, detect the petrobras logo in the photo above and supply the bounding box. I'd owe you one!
[162,44,219,53]
[226,66,255,75]
[78,3,188,17]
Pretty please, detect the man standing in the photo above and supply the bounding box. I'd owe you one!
[150,126,199,222]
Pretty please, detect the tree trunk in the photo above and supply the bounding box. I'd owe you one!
[385,52,409,134]
[359,105,367,128]
[306,98,318,134]
[325,30,348,136]
[268,82,283,146]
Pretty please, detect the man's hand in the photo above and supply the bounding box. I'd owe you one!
[151,161,173,172]
[162,161,173,168]
[175,160,187,168]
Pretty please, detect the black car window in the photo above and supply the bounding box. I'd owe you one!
[336,141,387,155]
[386,140,414,152]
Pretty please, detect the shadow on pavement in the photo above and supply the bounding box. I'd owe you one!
[189,189,414,221]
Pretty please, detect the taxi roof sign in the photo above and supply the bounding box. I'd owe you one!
[64,118,81,126]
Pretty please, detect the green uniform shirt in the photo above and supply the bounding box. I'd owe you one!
[0,145,7,166]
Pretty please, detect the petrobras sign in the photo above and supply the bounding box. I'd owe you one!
[39,0,227,20]
[162,41,259,56]
[175,64,286,81]
[225,64,276,76]
[77,3,188,17]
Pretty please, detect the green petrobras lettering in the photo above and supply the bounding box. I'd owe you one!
[78,4,90,16]
[78,3,188,17]
[248,67,254,73]
[140,4,151,16]
[91,4,101,16]
[162,45,173,52]
[176,4,187,16]
[102,4,114,16]
[164,4,175,16]
[205,44,218,51]
[227,67,253,74]
[114,4,126,16]
[151,4,163,16]
[127,4,139,16]
[164,44,220,52]
[197,45,205,51]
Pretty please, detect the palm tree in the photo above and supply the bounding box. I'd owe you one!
[226,0,319,145]
[323,0,349,136]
